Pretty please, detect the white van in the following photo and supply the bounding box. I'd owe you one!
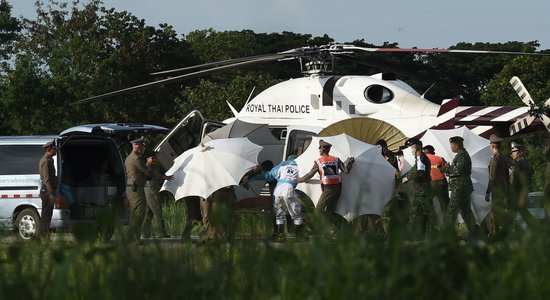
[0,123,167,240]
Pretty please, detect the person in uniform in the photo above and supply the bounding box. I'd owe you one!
[509,142,535,228]
[142,151,173,238]
[298,139,354,232]
[485,134,509,235]
[125,136,151,242]
[423,145,449,223]
[271,155,305,241]
[405,138,435,237]
[39,140,57,237]
[443,136,477,237]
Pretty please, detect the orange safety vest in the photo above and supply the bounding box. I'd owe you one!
[426,153,446,181]
[315,155,342,185]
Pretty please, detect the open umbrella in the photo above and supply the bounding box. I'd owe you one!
[161,138,262,199]
[295,134,396,222]
[404,127,491,223]
[202,119,284,199]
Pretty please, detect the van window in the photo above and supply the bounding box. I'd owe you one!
[0,145,44,175]
[60,140,124,186]
[168,116,203,154]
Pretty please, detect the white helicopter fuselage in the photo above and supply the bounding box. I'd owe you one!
[233,73,441,137]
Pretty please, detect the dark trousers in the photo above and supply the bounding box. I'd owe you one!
[39,191,55,236]
[315,184,342,229]
[127,186,147,241]
[182,196,202,239]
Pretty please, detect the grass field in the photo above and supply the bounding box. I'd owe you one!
[1,199,550,299]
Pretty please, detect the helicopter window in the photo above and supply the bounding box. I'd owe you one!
[286,130,315,158]
[336,101,342,110]
[349,105,355,114]
[364,85,394,103]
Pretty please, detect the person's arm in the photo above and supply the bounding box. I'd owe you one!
[297,163,318,183]
[339,157,354,174]
[486,156,496,199]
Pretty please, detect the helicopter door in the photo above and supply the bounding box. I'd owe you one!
[154,110,223,170]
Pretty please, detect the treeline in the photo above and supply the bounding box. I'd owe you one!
[0,0,549,186]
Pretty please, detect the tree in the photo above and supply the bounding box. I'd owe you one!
[0,0,20,74]
[1,0,194,134]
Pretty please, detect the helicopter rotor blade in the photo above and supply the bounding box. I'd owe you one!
[150,52,302,76]
[332,45,550,56]
[541,115,550,133]
[509,115,536,136]
[74,51,306,105]
[509,76,534,106]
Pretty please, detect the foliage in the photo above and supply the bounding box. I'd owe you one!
[3,211,550,299]
[0,0,20,74]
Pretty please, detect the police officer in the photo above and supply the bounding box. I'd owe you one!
[405,138,435,237]
[125,136,151,242]
[485,134,509,234]
[443,136,477,236]
[423,145,449,219]
[509,142,535,227]
[142,151,173,238]
[39,140,57,237]
[298,139,354,232]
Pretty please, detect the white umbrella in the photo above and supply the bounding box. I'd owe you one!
[202,119,284,200]
[295,134,396,222]
[403,127,491,223]
[160,138,262,200]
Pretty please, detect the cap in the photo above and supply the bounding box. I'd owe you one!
[489,134,502,143]
[319,139,332,148]
[43,140,56,149]
[449,136,464,144]
[131,136,146,145]
[404,138,422,148]
[511,142,524,152]
[422,145,435,154]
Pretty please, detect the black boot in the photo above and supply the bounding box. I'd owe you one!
[295,224,305,240]
[272,224,286,242]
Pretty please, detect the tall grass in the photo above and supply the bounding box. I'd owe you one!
[2,202,550,299]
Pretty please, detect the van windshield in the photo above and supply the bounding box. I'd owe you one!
[0,145,44,175]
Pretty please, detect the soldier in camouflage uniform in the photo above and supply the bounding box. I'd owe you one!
[443,136,477,236]
[405,138,435,237]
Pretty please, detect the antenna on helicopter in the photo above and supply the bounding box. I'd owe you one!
[421,83,436,99]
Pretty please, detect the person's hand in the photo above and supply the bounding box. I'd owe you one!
[164,175,174,181]
[485,193,491,202]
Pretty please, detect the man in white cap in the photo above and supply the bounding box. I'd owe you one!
[125,136,151,242]
[39,140,57,237]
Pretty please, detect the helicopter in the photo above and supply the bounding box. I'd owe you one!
[76,44,550,169]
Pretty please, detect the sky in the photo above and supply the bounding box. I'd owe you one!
[10,0,550,50]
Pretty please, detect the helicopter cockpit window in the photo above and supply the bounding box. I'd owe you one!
[364,85,394,103]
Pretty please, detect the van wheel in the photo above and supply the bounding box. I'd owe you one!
[15,208,41,240]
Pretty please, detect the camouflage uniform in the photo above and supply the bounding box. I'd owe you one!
[444,148,476,234]
[407,152,435,236]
